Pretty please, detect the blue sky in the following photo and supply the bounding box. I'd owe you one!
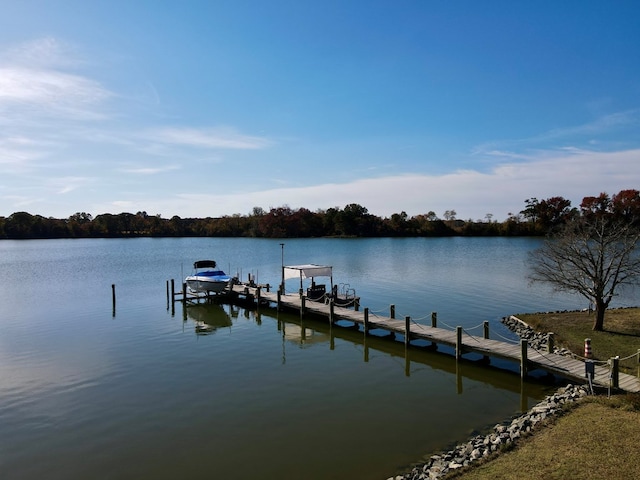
[1,1,639,221]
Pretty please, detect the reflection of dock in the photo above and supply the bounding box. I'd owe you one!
[170,280,640,393]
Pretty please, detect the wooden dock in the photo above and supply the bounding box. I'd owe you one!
[172,280,640,393]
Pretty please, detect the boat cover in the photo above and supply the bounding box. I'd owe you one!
[284,264,332,280]
[194,260,217,269]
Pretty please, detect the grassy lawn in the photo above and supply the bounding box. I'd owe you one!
[444,308,640,480]
[517,308,640,374]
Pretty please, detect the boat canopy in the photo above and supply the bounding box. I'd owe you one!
[284,264,332,280]
[194,260,217,269]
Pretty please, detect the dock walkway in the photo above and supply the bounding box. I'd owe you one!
[225,285,640,393]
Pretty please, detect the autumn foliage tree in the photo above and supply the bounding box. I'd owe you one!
[529,189,640,331]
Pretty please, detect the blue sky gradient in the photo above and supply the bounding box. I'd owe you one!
[1,0,639,220]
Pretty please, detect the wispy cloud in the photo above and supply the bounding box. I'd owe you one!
[144,127,274,150]
[473,110,640,157]
[119,165,181,175]
[0,38,112,121]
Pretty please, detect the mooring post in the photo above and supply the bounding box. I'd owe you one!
[329,298,334,324]
[112,284,116,308]
[363,307,370,335]
[166,280,169,305]
[390,304,395,319]
[611,356,620,389]
[455,326,462,360]
[521,339,528,379]
[482,320,490,363]
[256,286,261,305]
[300,295,306,318]
[405,316,411,348]
[548,332,555,353]
[182,282,187,303]
[431,312,437,328]
[277,289,281,311]
[171,279,175,304]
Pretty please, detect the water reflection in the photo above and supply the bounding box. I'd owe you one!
[203,301,557,414]
[184,303,233,335]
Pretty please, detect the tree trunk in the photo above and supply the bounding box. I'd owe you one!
[592,300,605,331]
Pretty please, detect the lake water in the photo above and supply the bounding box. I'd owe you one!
[1,237,636,480]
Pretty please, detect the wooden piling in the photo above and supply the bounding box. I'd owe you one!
[431,312,437,328]
[112,284,116,308]
[182,283,187,303]
[404,316,410,348]
[611,356,620,389]
[548,332,555,353]
[364,307,370,335]
[482,321,490,362]
[521,339,528,379]
[329,298,334,323]
[171,279,175,304]
[455,326,462,360]
[390,304,395,319]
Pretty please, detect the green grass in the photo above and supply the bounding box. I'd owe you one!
[445,396,640,480]
[443,308,640,479]
[517,308,640,373]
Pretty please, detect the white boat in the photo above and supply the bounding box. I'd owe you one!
[185,260,231,294]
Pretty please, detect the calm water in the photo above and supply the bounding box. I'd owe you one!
[1,237,635,480]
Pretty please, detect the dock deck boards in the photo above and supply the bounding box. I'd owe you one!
[222,286,640,393]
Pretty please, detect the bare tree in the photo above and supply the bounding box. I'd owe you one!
[529,215,640,331]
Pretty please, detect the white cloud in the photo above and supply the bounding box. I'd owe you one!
[126,147,640,221]
[143,126,274,150]
[0,66,112,120]
[473,110,640,156]
[119,165,181,175]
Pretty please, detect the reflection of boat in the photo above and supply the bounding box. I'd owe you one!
[187,303,233,335]
[185,260,231,294]
[283,264,360,308]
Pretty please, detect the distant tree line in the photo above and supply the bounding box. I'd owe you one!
[0,189,638,239]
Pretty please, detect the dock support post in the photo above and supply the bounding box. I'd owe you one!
[455,326,462,360]
[329,299,334,324]
[112,284,116,307]
[405,316,411,348]
[166,280,169,306]
[482,321,490,363]
[611,356,620,389]
[431,312,437,328]
[548,332,555,353]
[300,295,306,318]
[171,279,175,303]
[363,308,369,335]
[390,305,395,319]
[521,339,528,379]
[277,290,281,311]
[182,283,187,303]
[256,286,261,306]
